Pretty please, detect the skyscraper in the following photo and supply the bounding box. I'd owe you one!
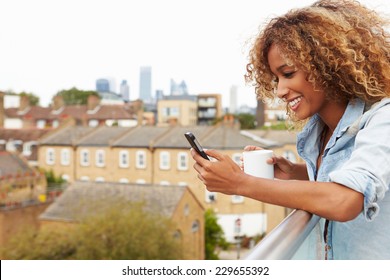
[96,78,116,93]
[120,80,130,101]
[139,66,152,102]
[170,79,189,95]
[96,79,110,93]
[229,85,238,114]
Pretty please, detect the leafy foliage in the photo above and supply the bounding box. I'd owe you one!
[19,92,40,106]
[236,113,256,129]
[56,87,99,105]
[1,202,183,260]
[204,209,228,260]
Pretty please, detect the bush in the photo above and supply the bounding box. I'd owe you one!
[1,202,183,260]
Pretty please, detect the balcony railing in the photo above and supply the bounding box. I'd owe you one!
[245,209,321,260]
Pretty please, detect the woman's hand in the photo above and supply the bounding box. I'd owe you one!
[191,148,246,195]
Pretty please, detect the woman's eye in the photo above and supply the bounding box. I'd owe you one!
[283,71,295,78]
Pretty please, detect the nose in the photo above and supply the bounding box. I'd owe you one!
[275,81,289,100]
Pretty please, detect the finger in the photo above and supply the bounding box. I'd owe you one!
[243,145,262,151]
[204,149,223,161]
[190,148,209,164]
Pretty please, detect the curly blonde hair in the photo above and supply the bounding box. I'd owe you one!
[245,0,390,117]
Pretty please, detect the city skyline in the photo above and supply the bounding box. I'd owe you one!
[1,0,389,108]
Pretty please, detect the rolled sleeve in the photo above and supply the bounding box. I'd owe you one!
[329,104,390,221]
[330,169,380,221]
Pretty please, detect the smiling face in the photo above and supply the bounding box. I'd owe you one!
[267,44,329,121]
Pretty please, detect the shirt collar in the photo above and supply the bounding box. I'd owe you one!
[297,98,366,161]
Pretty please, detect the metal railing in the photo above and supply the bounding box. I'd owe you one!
[245,209,320,260]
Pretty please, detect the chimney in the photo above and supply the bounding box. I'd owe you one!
[52,95,65,110]
[87,94,100,111]
[223,114,235,127]
[19,95,30,112]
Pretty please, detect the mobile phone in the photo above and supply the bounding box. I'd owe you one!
[184,132,209,160]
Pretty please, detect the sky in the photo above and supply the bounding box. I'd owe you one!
[1,0,390,108]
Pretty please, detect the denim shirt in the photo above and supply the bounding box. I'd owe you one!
[296,98,390,260]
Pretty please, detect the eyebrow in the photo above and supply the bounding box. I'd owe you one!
[276,64,289,72]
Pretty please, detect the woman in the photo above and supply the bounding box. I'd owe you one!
[191,0,390,259]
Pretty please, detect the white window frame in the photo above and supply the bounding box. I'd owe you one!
[159,151,170,170]
[160,180,170,186]
[205,190,217,203]
[119,150,129,168]
[95,177,105,182]
[231,195,244,204]
[95,149,105,167]
[46,148,55,165]
[136,179,146,184]
[60,148,70,166]
[177,152,188,171]
[80,176,90,181]
[61,174,70,182]
[119,178,129,184]
[80,149,90,167]
[136,150,146,169]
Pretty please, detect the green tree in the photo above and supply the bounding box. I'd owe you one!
[237,113,256,129]
[205,209,228,260]
[1,202,183,260]
[56,87,99,105]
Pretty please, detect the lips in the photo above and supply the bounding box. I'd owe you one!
[288,96,302,111]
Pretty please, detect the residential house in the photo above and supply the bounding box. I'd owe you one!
[1,93,144,129]
[0,128,51,166]
[0,151,46,206]
[197,94,223,125]
[74,126,130,182]
[39,181,205,260]
[38,126,96,182]
[38,124,290,241]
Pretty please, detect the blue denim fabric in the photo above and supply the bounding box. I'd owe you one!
[297,98,390,259]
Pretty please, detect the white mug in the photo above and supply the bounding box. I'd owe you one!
[242,150,274,179]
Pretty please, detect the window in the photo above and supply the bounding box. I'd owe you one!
[191,220,200,233]
[80,149,90,166]
[119,150,129,168]
[61,148,70,166]
[46,148,55,165]
[23,141,36,156]
[61,174,70,182]
[36,120,46,128]
[52,120,59,128]
[95,149,105,167]
[80,176,90,181]
[184,204,190,216]
[136,179,146,184]
[136,151,146,169]
[119,178,129,183]
[178,182,188,187]
[88,119,99,127]
[205,190,217,203]
[232,195,244,204]
[95,177,105,182]
[160,181,170,186]
[159,151,170,170]
[177,152,188,171]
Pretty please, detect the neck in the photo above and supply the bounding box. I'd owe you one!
[318,100,348,132]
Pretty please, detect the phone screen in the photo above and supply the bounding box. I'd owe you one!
[184,132,209,160]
